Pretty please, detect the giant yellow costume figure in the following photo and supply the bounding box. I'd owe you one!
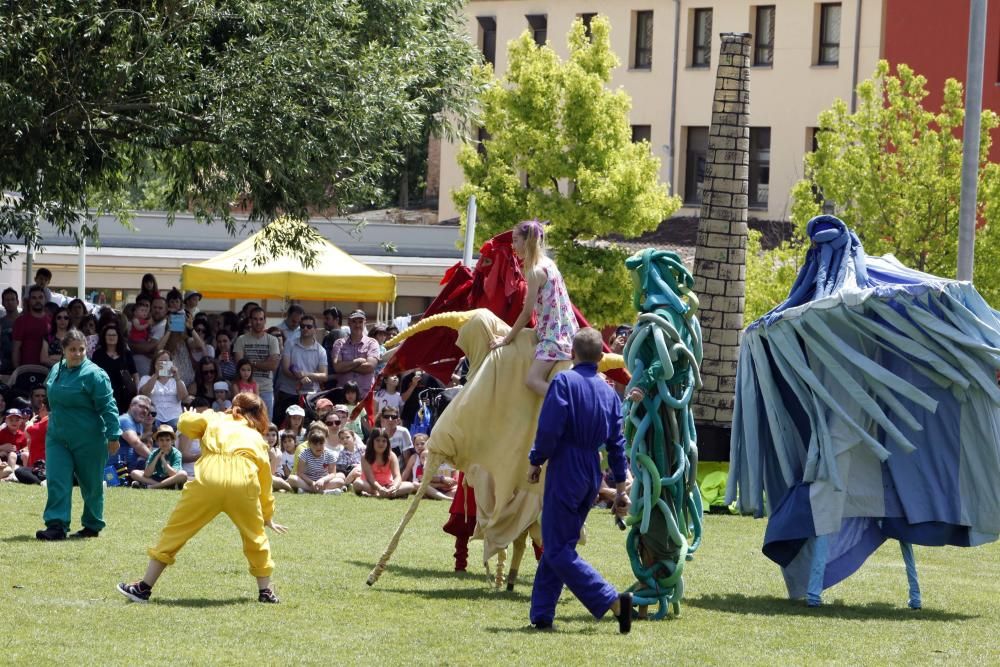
[117,393,288,604]
[367,309,624,587]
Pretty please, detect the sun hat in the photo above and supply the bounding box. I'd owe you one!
[154,424,176,439]
[285,404,305,417]
[212,381,229,392]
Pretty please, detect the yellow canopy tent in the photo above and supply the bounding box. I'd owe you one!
[181,228,396,302]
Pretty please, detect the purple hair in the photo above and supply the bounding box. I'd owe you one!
[515,219,546,242]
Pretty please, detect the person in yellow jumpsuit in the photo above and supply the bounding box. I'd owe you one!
[117,392,289,603]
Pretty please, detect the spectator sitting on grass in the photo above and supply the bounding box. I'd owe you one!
[330,426,364,492]
[280,404,306,442]
[0,407,27,481]
[353,427,414,499]
[269,426,293,493]
[287,423,338,494]
[401,433,455,500]
[108,395,153,476]
[130,424,188,489]
[379,406,413,466]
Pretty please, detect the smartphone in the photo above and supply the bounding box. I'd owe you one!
[168,311,186,333]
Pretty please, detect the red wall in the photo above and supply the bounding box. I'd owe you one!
[883,0,1000,162]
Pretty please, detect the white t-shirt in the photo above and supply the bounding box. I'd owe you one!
[387,426,413,454]
[140,376,183,423]
[375,390,403,414]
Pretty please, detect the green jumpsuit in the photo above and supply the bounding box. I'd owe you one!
[43,358,122,532]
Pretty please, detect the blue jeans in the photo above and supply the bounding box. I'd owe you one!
[259,390,274,421]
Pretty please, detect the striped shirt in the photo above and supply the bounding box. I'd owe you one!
[298,446,336,481]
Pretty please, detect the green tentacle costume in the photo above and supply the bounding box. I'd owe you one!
[621,249,704,619]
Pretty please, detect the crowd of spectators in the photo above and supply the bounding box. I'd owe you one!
[1,268,633,506]
[0,268,461,500]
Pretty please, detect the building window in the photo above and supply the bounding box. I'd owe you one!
[633,11,654,69]
[753,6,775,66]
[526,14,547,46]
[631,125,652,144]
[749,127,771,209]
[691,9,712,68]
[817,3,841,65]
[684,127,708,205]
[477,16,497,67]
[580,13,598,40]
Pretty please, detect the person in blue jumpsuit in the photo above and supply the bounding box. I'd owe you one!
[527,327,632,633]
[36,329,122,540]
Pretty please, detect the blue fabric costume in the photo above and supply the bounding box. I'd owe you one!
[728,215,1000,602]
[528,362,628,625]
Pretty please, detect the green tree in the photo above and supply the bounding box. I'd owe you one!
[0,0,478,264]
[744,229,803,324]
[790,60,1000,304]
[453,17,680,327]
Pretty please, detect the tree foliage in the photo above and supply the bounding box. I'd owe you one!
[453,17,680,327]
[790,60,1000,304]
[744,229,804,324]
[0,0,479,264]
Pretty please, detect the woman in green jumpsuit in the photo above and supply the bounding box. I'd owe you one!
[36,329,122,540]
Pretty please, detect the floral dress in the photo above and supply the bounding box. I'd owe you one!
[533,256,578,361]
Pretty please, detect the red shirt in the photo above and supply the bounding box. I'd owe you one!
[0,425,27,454]
[12,313,50,365]
[25,417,47,465]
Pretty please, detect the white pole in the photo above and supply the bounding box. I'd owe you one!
[77,239,86,299]
[24,246,33,298]
[957,0,988,281]
[462,196,477,268]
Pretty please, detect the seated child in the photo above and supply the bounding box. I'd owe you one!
[267,424,292,493]
[353,427,414,499]
[327,426,364,492]
[0,408,28,481]
[287,423,338,494]
[129,424,189,489]
[402,433,454,500]
[211,381,232,412]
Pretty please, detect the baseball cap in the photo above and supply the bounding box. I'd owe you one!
[212,381,229,392]
[333,404,349,414]
[5,408,22,417]
[614,324,633,337]
[154,424,176,439]
[371,323,387,334]
[184,290,203,301]
[348,309,366,320]
[285,404,305,417]
[315,398,334,411]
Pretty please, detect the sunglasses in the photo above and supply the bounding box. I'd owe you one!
[301,323,315,329]
[383,414,399,420]
[326,419,341,426]
[149,412,157,417]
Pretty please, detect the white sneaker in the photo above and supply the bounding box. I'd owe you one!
[296,488,305,494]
[323,488,344,495]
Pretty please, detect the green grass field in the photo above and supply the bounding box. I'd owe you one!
[1,484,997,665]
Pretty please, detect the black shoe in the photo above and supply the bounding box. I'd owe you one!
[258,588,280,603]
[615,592,633,634]
[70,527,100,539]
[35,526,67,541]
[530,620,554,631]
[117,581,152,603]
